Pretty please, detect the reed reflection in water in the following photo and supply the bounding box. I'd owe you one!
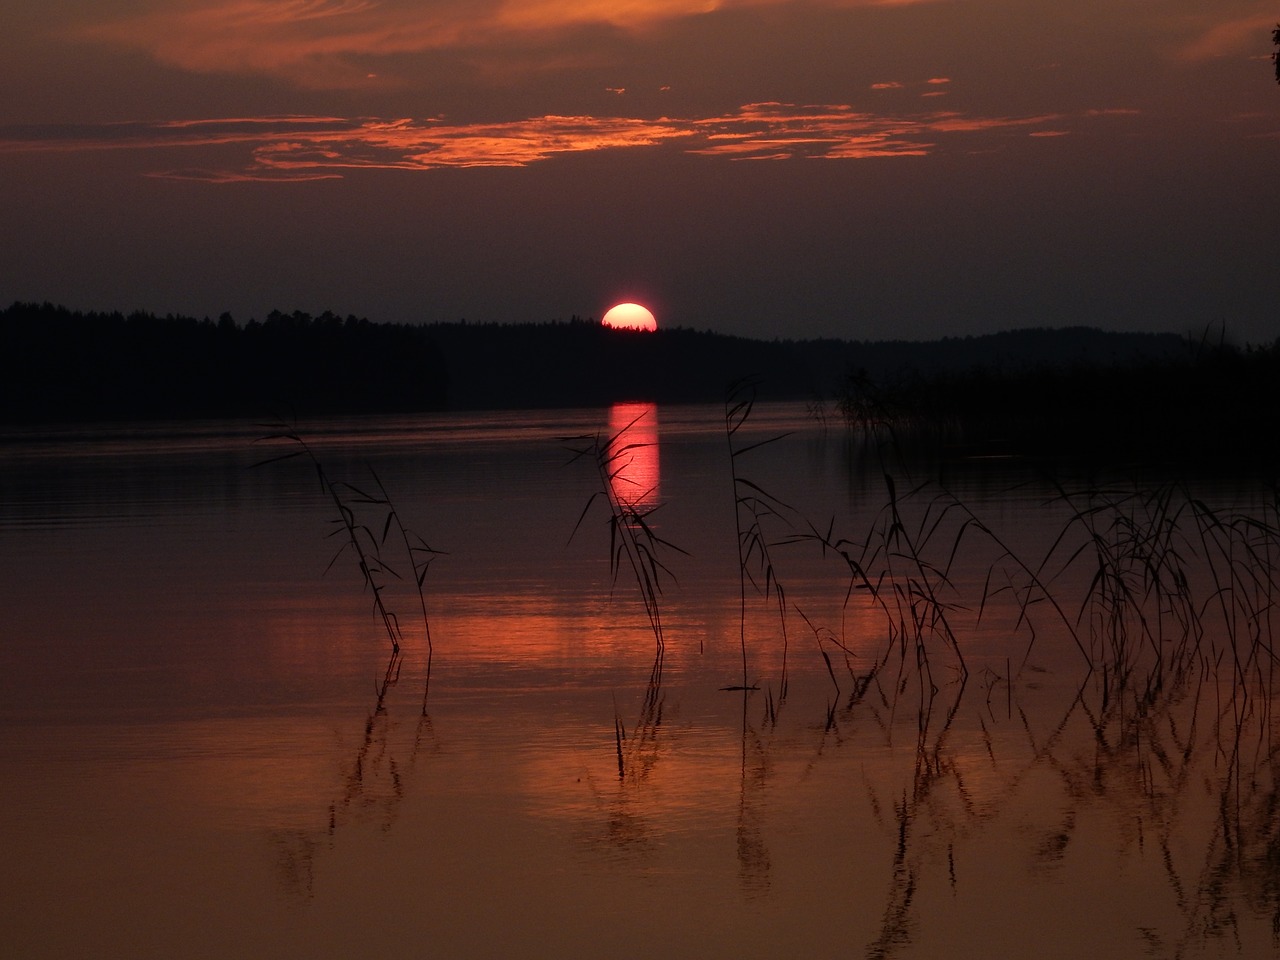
[0,403,1277,960]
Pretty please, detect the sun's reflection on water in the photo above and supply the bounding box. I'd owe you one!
[607,401,660,511]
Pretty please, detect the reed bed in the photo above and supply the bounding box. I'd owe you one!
[805,397,1280,957]
[707,389,1278,953]
[255,396,1279,950]
[561,383,1277,753]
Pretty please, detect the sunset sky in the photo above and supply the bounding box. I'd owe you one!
[2,1,1277,342]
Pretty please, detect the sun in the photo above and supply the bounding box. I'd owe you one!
[601,302,657,332]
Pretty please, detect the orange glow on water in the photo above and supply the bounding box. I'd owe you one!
[607,401,660,509]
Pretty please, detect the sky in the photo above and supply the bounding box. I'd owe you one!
[1,0,1277,343]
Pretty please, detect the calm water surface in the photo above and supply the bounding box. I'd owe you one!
[1,403,1277,959]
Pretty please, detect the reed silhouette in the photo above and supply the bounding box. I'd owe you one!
[564,409,685,679]
[255,423,442,711]
[725,377,796,694]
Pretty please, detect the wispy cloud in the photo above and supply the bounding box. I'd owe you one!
[70,0,941,87]
[0,103,1108,180]
[0,117,368,153]
[72,0,471,86]
[1177,13,1277,61]
[687,102,1064,158]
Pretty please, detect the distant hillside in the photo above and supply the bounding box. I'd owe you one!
[423,320,818,409]
[0,301,1196,423]
[424,322,1188,411]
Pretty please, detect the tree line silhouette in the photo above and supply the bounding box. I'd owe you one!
[5,301,1273,472]
[1,303,447,422]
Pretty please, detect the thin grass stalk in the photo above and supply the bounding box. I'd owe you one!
[726,380,755,689]
[255,427,405,655]
[365,470,442,711]
[725,377,795,691]
[256,423,442,715]
[565,413,684,659]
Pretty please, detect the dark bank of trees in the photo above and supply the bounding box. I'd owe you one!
[0,303,820,422]
[0,302,447,422]
[419,318,826,409]
[2,304,1259,455]
[838,335,1280,471]
[422,320,1192,412]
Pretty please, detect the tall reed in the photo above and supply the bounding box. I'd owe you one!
[1034,479,1280,718]
[725,378,796,693]
[255,423,442,710]
[564,409,685,664]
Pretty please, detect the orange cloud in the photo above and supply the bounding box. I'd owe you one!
[0,103,1106,178]
[73,0,477,85]
[70,0,942,87]
[1177,14,1277,61]
[492,0,727,33]
[921,111,1064,133]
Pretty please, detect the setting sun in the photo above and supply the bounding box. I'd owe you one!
[601,302,657,332]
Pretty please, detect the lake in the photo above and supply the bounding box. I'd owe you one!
[2,401,1277,959]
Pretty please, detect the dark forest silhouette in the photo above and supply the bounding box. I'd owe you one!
[1,303,447,422]
[3,301,1277,470]
[2,301,1197,422]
